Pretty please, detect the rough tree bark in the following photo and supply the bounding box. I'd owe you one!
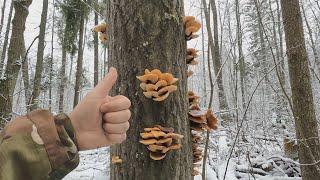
[107,1,192,179]
[30,0,49,110]
[281,0,320,179]
[0,1,13,74]
[0,0,33,127]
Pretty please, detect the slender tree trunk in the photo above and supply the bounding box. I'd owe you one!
[49,0,55,111]
[281,0,320,179]
[203,0,229,121]
[0,1,13,74]
[0,0,7,36]
[0,0,32,127]
[73,7,85,107]
[301,2,320,75]
[108,0,192,179]
[93,0,99,86]
[29,0,49,110]
[235,0,246,113]
[200,0,207,106]
[58,46,67,113]
[21,40,30,112]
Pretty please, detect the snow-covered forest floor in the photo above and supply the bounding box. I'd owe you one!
[63,125,302,180]
[1,0,320,179]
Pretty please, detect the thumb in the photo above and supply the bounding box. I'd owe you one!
[93,67,118,95]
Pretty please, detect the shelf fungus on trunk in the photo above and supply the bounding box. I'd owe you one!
[183,16,201,41]
[187,91,219,175]
[111,155,123,164]
[137,69,178,102]
[186,48,199,65]
[139,125,183,161]
[92,22,108,44]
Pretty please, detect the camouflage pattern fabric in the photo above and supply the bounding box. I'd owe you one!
[0,109,79,180]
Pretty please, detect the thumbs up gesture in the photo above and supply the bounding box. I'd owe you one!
[70,68,131,150]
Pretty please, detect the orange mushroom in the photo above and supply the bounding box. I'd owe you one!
[111,155,123,164]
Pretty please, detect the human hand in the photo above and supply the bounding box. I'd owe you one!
[70,68,131,150]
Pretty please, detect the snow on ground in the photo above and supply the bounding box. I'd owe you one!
[64,147,110,180]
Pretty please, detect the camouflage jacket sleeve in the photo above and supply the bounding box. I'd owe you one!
[0,109,80,180]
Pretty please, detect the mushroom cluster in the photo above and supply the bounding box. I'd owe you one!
[137,69,178,102]
[188,91,218,132]
[186,48,199,65]
[139,125,184,161]
[92,22,107,44]
[183,16,201,40]
[188,91,219,176]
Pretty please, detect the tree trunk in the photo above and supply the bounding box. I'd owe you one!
[0,0,32,127]
[0,1,13,74]
[93,0,99,86]
[209,0,229,115]
[0,0,7,36]
[107,1,192,179]
[21,40,30,112]
[301,2,320,75]
[202,0,229,122]
[281,0,320,179]
[29,0,49,110]
[73,7,85,107]
[49,0,55,111]
[200,2,207,106]
[58,46,67,113]
[235,0,246,113]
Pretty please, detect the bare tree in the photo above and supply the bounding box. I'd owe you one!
[202,0,230,122]
[281,0,320,179]
[0,1,13,74]
[29,0,49,110]
[73,2,85,107]
[0,0,33,127]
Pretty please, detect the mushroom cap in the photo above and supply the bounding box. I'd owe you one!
[158,85,178,95]
[148,144,167,152]
[145,84,158,91]
[169,143,182,150]
[187,48,198,57]
[189,104,200,110]
[153,91,170,101]
[139,138,157,145]
[160,73,178,85]
[167,132,184,140]
[149,69,162,77]
[156,137,173,145]
[150,152,166,161]
[92,22,107,33]
[183,16,196,24]
[155,80,168,89]
[154,125,175,133]
[143,91,159,98]
[189,116,206,124]
[136,73,159,83]
[206,109,218,130]
[189,110,207,118]
[144,127,161,132]
[150,130,167,139]
[111,156,123,164]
